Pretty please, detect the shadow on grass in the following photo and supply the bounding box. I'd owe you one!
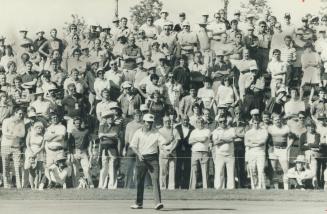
[159,208,236,212]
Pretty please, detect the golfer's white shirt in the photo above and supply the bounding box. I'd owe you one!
[130,128,167,155]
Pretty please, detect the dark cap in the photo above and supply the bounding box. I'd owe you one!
[179,12,186,17]
[284,13,291,18]
[302,17,308,22]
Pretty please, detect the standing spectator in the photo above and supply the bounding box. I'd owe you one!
[39,28,65,57]
[123,109,143,188]
[245,118,269,189]
[98,110,120,189]
[300,43,322,101]
[68,117,94,188]
[1,108,25,188]
[212,116,237,189]
[284,88,305,117]
[130,113,165,210]
[267,49,287,97]
[189,117,211,189]
[122,36,142,73]
[41,112,66,190]
[179,86,200,118]
[24,121,45,189]
[177,21,198,62]
[158,116,180,190]
[118,81,142,120]
[256,21,271,73]
[268,114,294,190]
[175,115,194,189]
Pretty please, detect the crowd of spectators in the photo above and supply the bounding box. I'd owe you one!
[1,7,327,191]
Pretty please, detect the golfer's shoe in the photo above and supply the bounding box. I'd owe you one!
[154,203,164,210]
[130,204,143,209]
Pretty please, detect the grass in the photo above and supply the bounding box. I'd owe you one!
[0,189,327,201]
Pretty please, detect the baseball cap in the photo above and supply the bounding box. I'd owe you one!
[102,110,115,118]
[122,81,132,89]
[143,113,155,122]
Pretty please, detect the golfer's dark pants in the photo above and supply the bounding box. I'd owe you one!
[175,150,191,189]
[136,153,161,206]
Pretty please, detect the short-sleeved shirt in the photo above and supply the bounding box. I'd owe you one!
[69,129,90,151]
[62,94,86,117]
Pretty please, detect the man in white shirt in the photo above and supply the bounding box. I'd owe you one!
[245,118,269,189]
[42,112,67,189]
[212,116,237,189]
[130,113,166,210]
[189,117,211,189]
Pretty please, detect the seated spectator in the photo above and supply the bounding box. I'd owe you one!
[286,155,315,190]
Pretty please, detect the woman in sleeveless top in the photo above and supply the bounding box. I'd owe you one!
[24,121,45,189]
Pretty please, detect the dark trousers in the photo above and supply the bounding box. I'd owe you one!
[317,157,327,188]
[136,154,161,206]
[234,142,247,188]
[175,150,191,189]
[125,148,136,188]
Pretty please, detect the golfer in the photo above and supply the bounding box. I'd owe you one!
[130,113,167,210]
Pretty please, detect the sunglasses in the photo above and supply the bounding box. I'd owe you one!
[299,117,305,119]
[218,120,226,123]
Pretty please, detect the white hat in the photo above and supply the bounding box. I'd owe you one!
[295,155,306,163]
[182,21,190,26]
[122,81,132,89]
[250,109,260,115]
[102,110,115,118]
[143,113,155,122]
[246,14,255,19]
